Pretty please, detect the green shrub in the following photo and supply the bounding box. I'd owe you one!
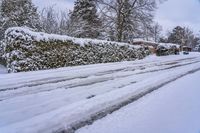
[3,27,150,73]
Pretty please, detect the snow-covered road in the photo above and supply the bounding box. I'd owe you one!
[0,53,200,133]
[77,67,200,133]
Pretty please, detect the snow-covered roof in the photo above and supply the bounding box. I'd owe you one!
[132,39,182,50]
[132,39,159,46]
[158,43,180,49]
[182,46,192,48]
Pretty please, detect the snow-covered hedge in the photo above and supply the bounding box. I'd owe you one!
[3,27,150,73]
[0,41,3,57]
[156,43,180,56]
[0,40,6,66]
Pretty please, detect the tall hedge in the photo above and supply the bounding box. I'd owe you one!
[0,40,6,66]
[3,27,150,73]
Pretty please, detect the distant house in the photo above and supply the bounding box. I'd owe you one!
[194,45,200,52]
[131,39,159,53]
[131,39,159,47]
[130,39,181,55]
[156,43,180,56]
[182,46,192,52]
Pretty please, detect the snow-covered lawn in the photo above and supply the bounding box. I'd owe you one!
[0,53,200,133]
[77,70,200,133]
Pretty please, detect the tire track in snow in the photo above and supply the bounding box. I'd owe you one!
[0,57,197,90]
[0,58,197,92]
[1,56,200,133]
[57,67,200,133]
[0,59,199,101]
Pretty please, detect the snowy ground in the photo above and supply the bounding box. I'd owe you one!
[77,69,200,133]
[0,53,200,133]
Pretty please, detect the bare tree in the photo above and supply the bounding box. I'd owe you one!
[40,6,59,34]
[167,26,199,48]
[97,0,157,42]
[40,6,71,35]
[59,11,70,35]
[152,22,162,42]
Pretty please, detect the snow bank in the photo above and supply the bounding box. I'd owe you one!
[3,27,150,72]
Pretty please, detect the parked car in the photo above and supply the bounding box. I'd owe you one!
[183,51,189,55]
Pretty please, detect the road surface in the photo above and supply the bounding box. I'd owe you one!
[0,53,200,133]
[77,69,200,133]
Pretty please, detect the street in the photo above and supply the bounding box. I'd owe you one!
[78,69,200,133]
[0,53,200,133]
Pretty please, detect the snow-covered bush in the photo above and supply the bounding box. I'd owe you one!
[156,43,180,56]
[0,41,3,57]
[3,27,150,73]
[0,40,6,66]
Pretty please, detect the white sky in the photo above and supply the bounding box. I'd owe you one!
[32,0,200,34]
[155,0,200,34]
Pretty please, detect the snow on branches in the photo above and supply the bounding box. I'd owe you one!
[3,27,150,73]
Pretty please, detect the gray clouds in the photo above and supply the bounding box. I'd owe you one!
[32,0,74,11]
[155,0,200,33]
[33,0,200,34]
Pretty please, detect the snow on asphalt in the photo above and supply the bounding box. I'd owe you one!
[77,69,200,133]
[0,53,200,133]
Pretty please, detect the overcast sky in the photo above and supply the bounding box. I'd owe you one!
[32,0,200,34]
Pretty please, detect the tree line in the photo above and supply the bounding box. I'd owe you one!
[0,0,199,48]
[160,26,200,48]
[0,0,163,41]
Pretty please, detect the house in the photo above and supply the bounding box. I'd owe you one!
[130,39,180,55]
[194,45,200,52]
[182,46,192,52]
[131,39,159,53]
[156,43,180,56]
